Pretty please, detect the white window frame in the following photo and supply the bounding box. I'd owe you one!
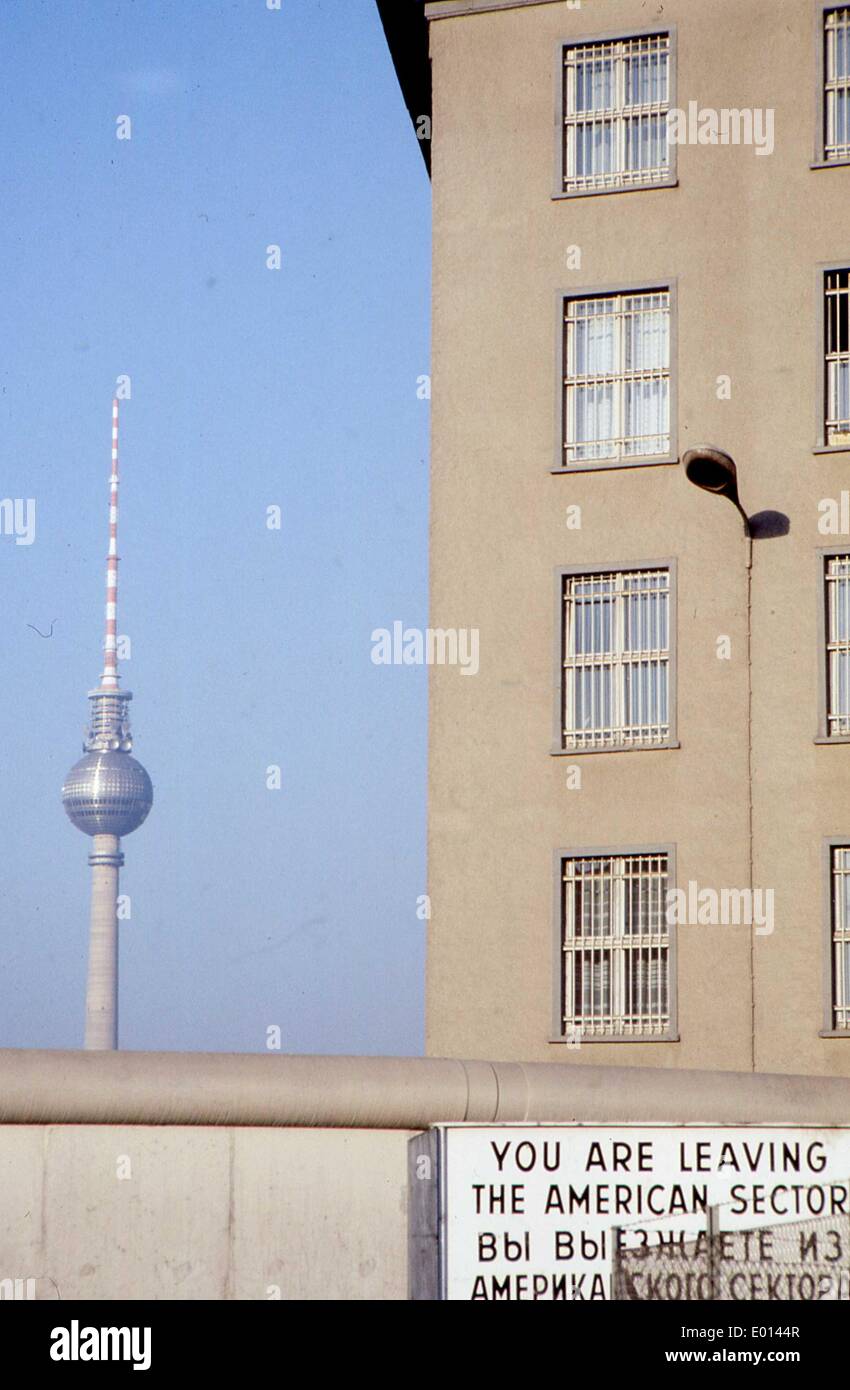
[824,553,850,737]
[823,6,850,164]
[556,561,677,754]
[555,849,676,1042]
[824,269,850,447]
[828,843,850,1034]
[561,286,673,468]
[558,29,676,197]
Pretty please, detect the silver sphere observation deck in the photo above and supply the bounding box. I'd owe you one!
[62,749,153,837]
[62,686,153,838]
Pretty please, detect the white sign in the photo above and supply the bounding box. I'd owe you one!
[437,1124,850,1301]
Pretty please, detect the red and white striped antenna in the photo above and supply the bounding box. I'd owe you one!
[101,398,120,689]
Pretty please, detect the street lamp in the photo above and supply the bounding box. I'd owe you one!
[681,445,750,537]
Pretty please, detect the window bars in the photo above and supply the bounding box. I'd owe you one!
[563,291,671,465]
[562,33,671,193]
[825,555,850,736]
[831,846,850,1031]
[561,568,671,750]
[825,270,850,445]
[825,7,850,162]
[561,852,670,1039]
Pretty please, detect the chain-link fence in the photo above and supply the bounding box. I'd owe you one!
[612,1206,850,1300]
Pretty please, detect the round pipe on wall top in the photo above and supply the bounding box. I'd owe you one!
[2,1049,850,1129]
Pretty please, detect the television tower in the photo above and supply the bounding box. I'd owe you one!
[62,400,153,1050]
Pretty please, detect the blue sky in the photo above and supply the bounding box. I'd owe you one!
[0,0,431,1054]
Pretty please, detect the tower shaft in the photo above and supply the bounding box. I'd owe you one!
[84,834,123,1050]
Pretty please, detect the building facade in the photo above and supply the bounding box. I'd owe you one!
[406,0,850,1074]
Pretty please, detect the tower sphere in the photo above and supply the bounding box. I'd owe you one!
[62,750,153,837]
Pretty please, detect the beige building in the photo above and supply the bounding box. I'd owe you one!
[385,0,850,1075]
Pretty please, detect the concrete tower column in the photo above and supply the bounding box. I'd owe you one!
[84,834,124,1051]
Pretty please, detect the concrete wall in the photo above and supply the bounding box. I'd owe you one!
[425,0,850,1074]
[6,1051,850,1300]
[0,1125,410,1301]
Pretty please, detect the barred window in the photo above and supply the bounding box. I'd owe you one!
[824,7,850,163]
[560,568,671,750]
[562,33,671,193]
[825,554,850,735]
[563,290,671,465]
[825,270,850,446]
[830,847,850,1031]
[560,852,671,1039]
